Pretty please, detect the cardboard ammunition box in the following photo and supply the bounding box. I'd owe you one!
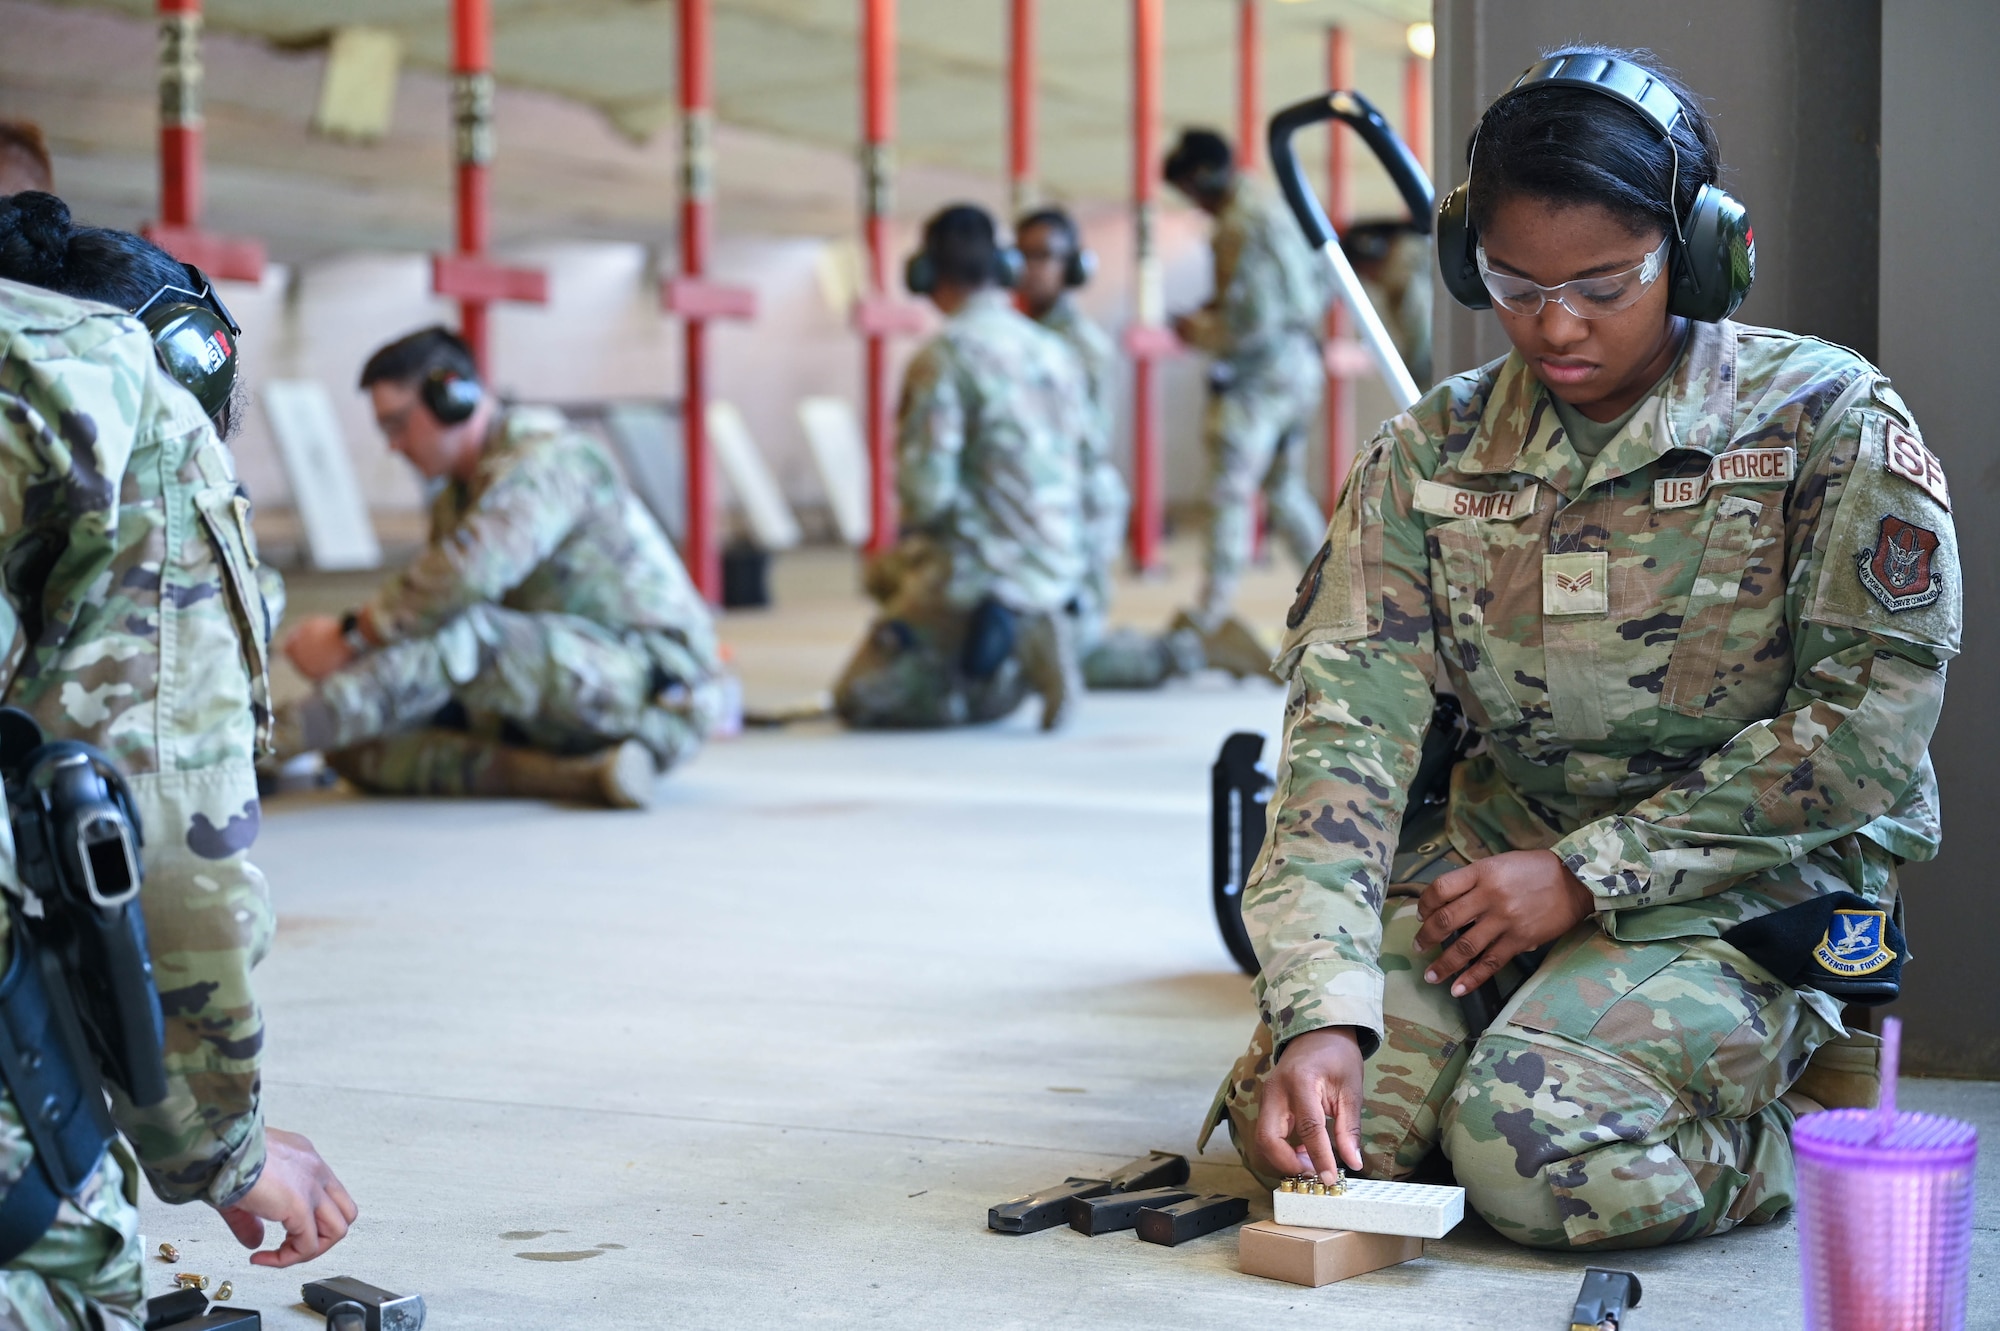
[1237,1220,1423,1287]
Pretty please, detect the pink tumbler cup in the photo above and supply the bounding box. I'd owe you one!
[1794,1019,1979,1331]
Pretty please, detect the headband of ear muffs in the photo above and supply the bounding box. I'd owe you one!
[904,243,1024,296]
[420,366,485,426]
[1435,52,1755,324]
[131,263,241,419]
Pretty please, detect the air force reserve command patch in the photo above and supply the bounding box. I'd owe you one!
[1858,514,1944,613]
[1812,908,1897,978]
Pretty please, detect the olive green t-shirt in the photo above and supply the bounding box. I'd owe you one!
[1548,361,1679,459]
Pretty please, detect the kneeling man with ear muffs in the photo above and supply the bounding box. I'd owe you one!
[274,326,722,808]
[835,203,1092,731]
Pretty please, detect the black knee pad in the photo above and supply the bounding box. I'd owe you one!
[960,597,1018,681]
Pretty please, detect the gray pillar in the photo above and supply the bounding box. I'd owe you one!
[1877,0,2000,1078]
[1432,1,1880,379]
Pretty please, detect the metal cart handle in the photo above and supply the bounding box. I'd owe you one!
[1267,91,1435,409]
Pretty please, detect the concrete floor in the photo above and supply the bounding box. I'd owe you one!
[138,542,1998,1329]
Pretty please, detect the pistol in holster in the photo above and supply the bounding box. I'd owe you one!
[0,706,168,1262]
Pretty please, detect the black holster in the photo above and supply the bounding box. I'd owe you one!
[0,707,168,1263]
[0,906,117,1263]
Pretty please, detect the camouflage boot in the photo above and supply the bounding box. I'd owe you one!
[1789,1028,1882,1109]
[1016,610,1082,731]
[1162,625,1207,677]
[329,732,658,808]
[486,739,658,809]
[1171,609,1276,680]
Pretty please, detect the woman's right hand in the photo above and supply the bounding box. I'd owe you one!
[1253,1025,1367,1183]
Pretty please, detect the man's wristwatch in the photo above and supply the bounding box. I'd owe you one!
[338,611,372,655]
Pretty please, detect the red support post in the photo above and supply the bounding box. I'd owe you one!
[1324,25,1356,499]
[146,0,264,282]
[452,0,493,370]
[859,0,900,558]
[1123,0,1166,573]
[1236,0,1260,173]
[660,0,759,604]
[1008,0,1036,213]
[433,0,548,377]
[680,0,713,599]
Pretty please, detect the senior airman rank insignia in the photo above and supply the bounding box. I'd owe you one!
[1288,541,1331,629]
[1857,514,1943,613]
[1811,908,1896,978]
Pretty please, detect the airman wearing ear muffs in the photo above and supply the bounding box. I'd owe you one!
[1205,48,1957,1252]
[1165,127,1336,678]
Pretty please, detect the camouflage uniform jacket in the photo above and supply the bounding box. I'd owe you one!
[1034,296,1127,562]
[1178,176,1330,381]
[898,289,1088,613]
[0,277,276,1205]
[1251,319,1957,1051]
[363,406,719,689]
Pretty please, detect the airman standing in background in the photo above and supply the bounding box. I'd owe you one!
[1166,128,1333,678]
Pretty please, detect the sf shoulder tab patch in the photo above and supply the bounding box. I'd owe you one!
[1857,514,1945,613]
[1652,448,1796,509]
[1412,480,1539,522]
[1883,422,1951,511]
[1288,540,1332,630]
[1812,909,1897,978]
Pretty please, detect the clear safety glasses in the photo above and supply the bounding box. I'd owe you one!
[1475,235,1669,318]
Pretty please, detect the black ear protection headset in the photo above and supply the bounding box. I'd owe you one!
[130,264,241,419]
[904,240,1024,296]
[1016,209,1098,289]
[420,366,484,426]
[1436,52,1755,324]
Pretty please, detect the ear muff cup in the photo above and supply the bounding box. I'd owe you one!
[1434,182,1486,310]
[1670,185,1755,323]
[421,368,483,425]
[993,245,1023,289]
[140,302,239,419]
[1063,246,1097,289]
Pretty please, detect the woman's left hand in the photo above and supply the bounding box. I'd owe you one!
[1414,850,1595,996]
[281,614,354,682]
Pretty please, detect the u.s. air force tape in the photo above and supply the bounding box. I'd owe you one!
[1653,448,1795,509]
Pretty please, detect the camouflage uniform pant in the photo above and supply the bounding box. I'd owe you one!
[1206,857,1841,1250]
[833,607,1031,729]
[0,1142,145,1331]
[297,605,706,796]
[1078,626,1202,690]
[1197,369,1326,626]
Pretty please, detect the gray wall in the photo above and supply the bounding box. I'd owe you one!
[1877,0,2000,1078]
[1433,1,2000,1076]
[1432,1,1880,376]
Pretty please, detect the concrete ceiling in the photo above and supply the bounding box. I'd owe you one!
[7,0,1432,259]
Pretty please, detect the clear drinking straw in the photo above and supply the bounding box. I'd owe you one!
[1877,1015,1901,1135]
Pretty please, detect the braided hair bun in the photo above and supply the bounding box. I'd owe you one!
[0,190,188,312]
[0,190,75,288]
